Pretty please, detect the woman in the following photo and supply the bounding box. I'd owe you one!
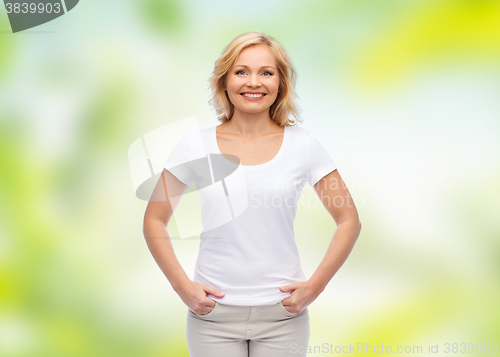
[143,32,362,357]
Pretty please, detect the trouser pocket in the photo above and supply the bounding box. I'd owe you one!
[278,301,301,316]
[190,301,219,318]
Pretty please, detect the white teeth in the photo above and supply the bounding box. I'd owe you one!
[242,93,264,98]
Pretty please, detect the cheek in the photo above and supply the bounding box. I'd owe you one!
[227,82,242,95]
[272,81,280,94]
[227,91,240,104]
[272,79,280,92]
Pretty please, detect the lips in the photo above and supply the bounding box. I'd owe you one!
[240,92,267,98]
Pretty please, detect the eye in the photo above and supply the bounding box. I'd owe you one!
[263,71,273,76]
[236,70,246,75]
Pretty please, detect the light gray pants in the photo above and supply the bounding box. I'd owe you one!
[186,301,310,357]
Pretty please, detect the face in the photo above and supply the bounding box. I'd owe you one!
[224,44,280,118]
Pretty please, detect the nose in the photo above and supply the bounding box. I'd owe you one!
[246,73,261,87]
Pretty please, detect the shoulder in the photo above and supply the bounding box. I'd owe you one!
[169,127,212,159]
[286,125,314,143]
[199,126,215,136]
[178,126,212,145]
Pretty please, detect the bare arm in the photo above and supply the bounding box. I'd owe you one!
[143,169,192,291]
[307,168,362,294]
[143,169,224,314]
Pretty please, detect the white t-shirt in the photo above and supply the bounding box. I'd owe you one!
[163,124,337,306]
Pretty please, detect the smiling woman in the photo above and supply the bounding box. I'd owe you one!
[224,44,281,121]
[208,32,301,126]
[143,31,362,357]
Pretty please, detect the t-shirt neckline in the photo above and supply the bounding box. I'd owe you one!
[213,125,288,169]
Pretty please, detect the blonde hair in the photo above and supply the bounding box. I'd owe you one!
[208,32,303,127]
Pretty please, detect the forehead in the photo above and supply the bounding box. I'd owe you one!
[233,44,276,67]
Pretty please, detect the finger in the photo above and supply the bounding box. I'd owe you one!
[205,285,225,297]
[202,300,215,308]
[280,284,296,292]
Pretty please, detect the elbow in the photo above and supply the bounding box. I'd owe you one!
[337,216,362,232]
[352,218,362,237]
[143,214,151,233]
[143,214,169,233]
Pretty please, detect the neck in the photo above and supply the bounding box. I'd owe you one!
[225,111,280,137]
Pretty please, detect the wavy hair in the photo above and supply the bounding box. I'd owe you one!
[208,32,302,127]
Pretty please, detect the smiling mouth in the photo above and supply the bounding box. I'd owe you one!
[240,93,266,98]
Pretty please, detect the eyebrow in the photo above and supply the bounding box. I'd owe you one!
[234,65,276,70]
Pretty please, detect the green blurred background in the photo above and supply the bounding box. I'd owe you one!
[1,0,499,356]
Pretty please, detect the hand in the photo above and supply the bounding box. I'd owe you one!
[279,280,322,313]
[177,280,225,315]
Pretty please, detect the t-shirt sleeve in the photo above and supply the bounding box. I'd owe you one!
[163,131,194,186]
[307,130,337,186]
